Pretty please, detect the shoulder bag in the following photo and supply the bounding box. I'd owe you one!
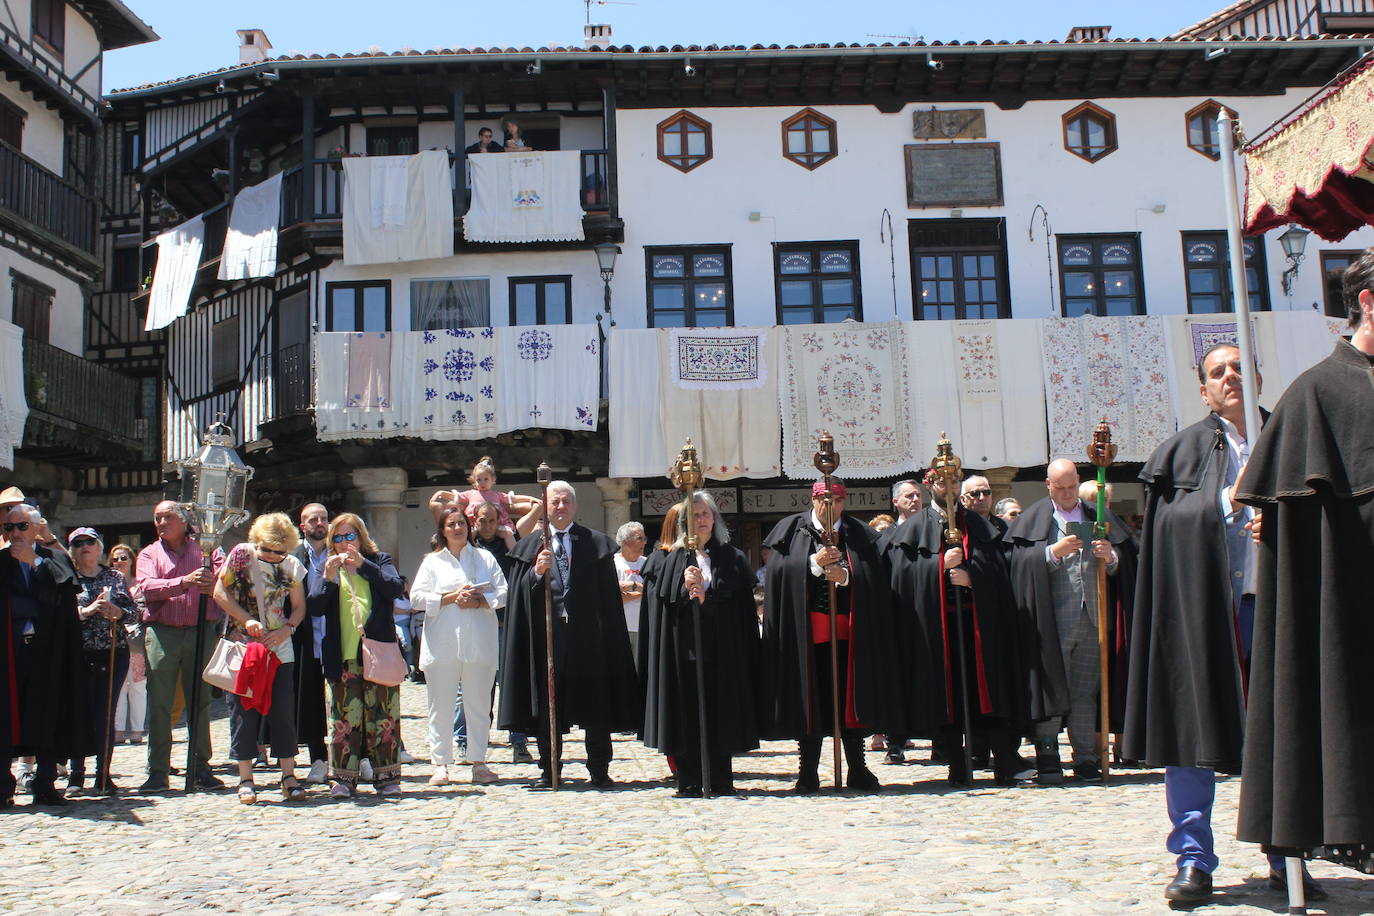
[201,552,268,695]
[348,568,408,687]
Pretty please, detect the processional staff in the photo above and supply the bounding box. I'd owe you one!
[1087,419,1117,784]
[536,460,560,791]
[931,432,975,787]
[812,432,843,792]
[670,438,712,798]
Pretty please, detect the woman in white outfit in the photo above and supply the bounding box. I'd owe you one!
[411,505,507,785]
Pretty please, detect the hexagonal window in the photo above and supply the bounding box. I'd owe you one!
[657,110,712,173]
[781,108,837,170]
[1185,100,1234,160]
[1062,101,1117,163]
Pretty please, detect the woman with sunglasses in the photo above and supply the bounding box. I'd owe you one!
[212,512,308,803]
[67,527,141,795]
[107,544,148,746]
[306,513,405,798]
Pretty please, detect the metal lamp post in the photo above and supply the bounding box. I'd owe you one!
[593,241,619,326]
[175,419,253,793]
[1278,223,1311,295]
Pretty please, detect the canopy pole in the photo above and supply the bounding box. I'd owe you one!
[1217,110,1264,441]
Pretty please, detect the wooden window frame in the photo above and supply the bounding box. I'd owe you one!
[365,125,419,158]
[644,245,734,328]
[1321,249,1365,319]
[1181,230,1270,314]
[1061,101,1117,163]
[10,270,52,342]
[31,0,64,56]
[0,96,25,151]
[210,314,240,392]
[1057,233,1146,317]
[508,275,573,326]
[773,241,863,324]
[120,126,141,175]
[656,110,712,173]
[324,280,392,332]
[909,219,1011,321]
[1185,100,1233,161]
[781,108,837,170]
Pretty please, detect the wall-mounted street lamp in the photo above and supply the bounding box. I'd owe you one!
[1278,223,1311,295]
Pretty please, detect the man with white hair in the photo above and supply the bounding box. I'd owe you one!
[497,481,640,789]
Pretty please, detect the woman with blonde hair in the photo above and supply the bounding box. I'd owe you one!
[213,512,308,803]
[306,513,405,797]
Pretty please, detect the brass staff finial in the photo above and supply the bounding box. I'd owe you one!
[813,431,839,477]
[670,438,705,550]
[930,431,964,546]
[535,460,553,486]
[1087,417,1117,468]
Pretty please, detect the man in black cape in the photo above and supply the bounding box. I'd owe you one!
[0,504,91,806]
[886,483,1028,786]
[640,492,759,797]
[1233,249,1374,879]
[1124,343,1317,904]
[497,480,640,789]
[1008,458,1136,783]
[759,479,901,793]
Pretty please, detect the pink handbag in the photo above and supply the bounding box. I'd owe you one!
[347,573,408,687]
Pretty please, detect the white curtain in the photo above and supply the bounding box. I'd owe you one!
[410,279,491,330]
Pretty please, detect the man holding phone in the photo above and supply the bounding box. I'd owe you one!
[1008,458,1137,784]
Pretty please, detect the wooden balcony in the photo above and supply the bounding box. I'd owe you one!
[0,140,98,261]
[22,338,144,465]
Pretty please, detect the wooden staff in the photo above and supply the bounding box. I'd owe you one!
[100,591,118,795]
[812,433,843,791]
[670,438,711,797]
[535,460,559,791]
[932,432,974,786]
[1087,418,1117,782]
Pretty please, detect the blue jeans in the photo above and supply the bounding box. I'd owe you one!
[455,625,525,750]
[394,615,415,669]
[1166,766,1284,873]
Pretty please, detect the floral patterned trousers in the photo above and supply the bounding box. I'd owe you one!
[327,659,401,783]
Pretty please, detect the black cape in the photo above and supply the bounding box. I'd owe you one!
[0,546,94,760]
[885,506,1025,737]
[497,523,641,735]
[757,512,903,738]
[1235,341,1374,850]
[1124,413,1251,772]
[1007,496,1138,727]
[640,540,760,757]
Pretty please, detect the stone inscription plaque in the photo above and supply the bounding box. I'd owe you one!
[904,143,1004,208]
[912,108,986,140]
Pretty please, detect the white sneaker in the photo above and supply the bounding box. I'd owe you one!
[359,759,374,781]
[428,766,451,786]
[399,749,417,764]
[471,762,499,785]
[306,760,328,785]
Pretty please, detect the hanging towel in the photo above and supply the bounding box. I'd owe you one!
[609,328,666,478]
[346,332,392,409]
[145,214,205,330]
[659,327,781,479]
[908,319,1048,469]
[780,322,914,479]
[496,324,600,434]
[1040,315,1176,462]
[464,151,585,243]
[342,151,454,265]
[217,173,283,280]
[0,321,26,470]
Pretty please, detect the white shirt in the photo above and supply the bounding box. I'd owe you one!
[614,552,645,633]
[1218,414,1258,595]
[806,511,850,586]
[411,544,508,668]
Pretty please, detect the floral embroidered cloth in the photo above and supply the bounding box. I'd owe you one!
[315,325,600,441]
[464,151,585,243]
[668,328,769,390]
[780,322,913,479]
[1040,316,1176,463]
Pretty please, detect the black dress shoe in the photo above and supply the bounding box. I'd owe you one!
[529,772,553,790]
[674,784,703,798]
[589,774,615,790]
[1164,866,1213,903]
[0,795,13,809]
[138,774,170,793]
[194,770,226,790]
[793,773,821,795]
[1269,868,1328,902]
[32,789,69,807]
[884,749,905,764]
[847,767,881,792]
[1072,762,1102,781]
[947,765,973,788]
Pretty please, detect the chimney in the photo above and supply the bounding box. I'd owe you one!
[237,29,273,65]
[584,23,612,51]
[1066,25,1111,42]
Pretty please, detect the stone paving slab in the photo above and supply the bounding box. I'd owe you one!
[5,683,1372,915]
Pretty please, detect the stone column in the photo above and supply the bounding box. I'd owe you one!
[596,476,634,537]
[983,466,1018,504]
[351,467,407,560]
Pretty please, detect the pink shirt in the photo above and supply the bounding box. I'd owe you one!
[458,488,514,528]
[136,537,225,628]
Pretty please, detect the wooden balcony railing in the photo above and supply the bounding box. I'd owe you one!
[0,140,98,254]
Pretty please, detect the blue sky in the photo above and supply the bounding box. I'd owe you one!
[104,0,1230,91]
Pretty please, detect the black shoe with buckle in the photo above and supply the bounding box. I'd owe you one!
[194,769,226,790]
[1164,866,1213,904]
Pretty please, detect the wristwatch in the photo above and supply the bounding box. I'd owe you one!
[286,624,297,634]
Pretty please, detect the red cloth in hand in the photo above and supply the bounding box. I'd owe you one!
[234,641,280,714]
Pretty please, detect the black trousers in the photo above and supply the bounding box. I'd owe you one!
[536,728,612,779]
[5,626,58,797]
[71,649,130,779]
[230,663,298,762]
[798,640,869,776]
[292,627,328,762]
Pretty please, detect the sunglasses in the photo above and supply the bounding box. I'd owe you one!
[111,555,132,564]
[331,532,358,543]
[3,522,30,532]
[965,489,992,498]
[71,537,99,549]
[258,546,286,558]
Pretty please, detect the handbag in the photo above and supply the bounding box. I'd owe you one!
[346,568,408,687]
[200,550,269,695]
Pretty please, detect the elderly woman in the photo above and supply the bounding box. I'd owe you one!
[109,543,148,746]
[412,506,507,786]
[213,512,308,803]
[306,513,405,798]
[66,527,141,796]
[641,492,760,798]
[614,522,647,664]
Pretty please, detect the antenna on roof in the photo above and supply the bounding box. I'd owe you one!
[585,0,638,25]
[866,33,924,43]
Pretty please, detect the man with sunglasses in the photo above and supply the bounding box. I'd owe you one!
[0,504,90,807]
[135,500,225,793]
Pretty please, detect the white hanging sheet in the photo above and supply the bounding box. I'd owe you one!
[463,151,585,243]
[217,172,283,280]
[145,214,205,330]
[341,151,454,265]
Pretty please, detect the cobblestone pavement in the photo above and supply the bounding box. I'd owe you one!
[4,683,1372,915]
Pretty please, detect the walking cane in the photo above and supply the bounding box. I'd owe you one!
[535,461,560,791]
[670,438,711,797]
[932,433,975,787]
[100,587,118,795]
[1087,419,1117,783]
[813,433,844,791]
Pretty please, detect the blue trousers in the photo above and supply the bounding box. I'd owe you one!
[1166,766,1285,873]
